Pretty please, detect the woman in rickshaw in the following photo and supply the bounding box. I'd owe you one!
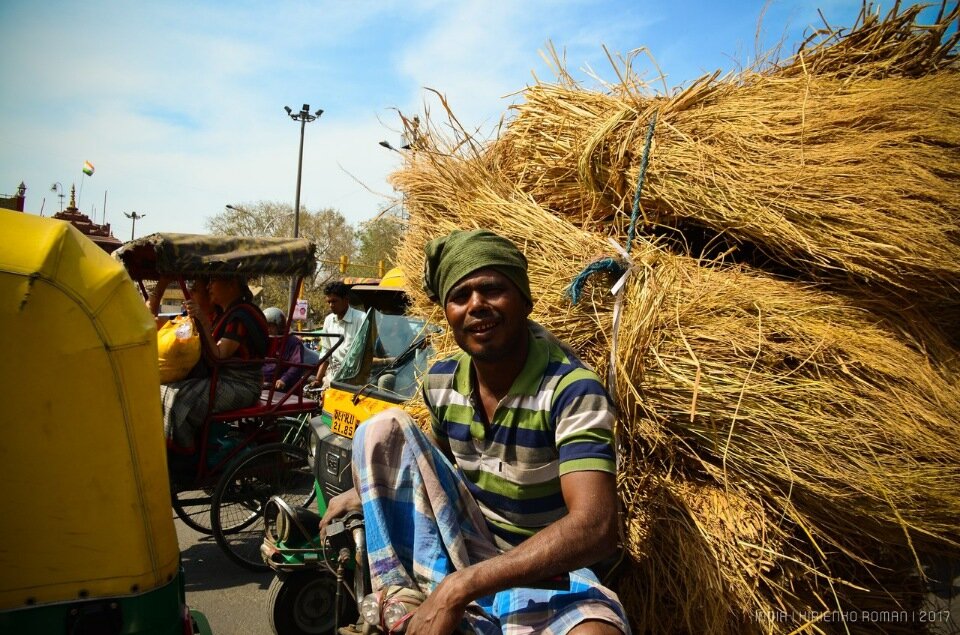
[159,275,270,450]
[148,275,222,329]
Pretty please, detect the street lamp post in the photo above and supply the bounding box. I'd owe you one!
[284,104,322,310]
[378,139,411,222]
[123,211,145,241]
[50,182,64,212]
[284,104,323,239]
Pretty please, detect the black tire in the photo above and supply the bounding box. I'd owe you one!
[268,571,357,635]
[211,443,315,571]
[172,486,216,534]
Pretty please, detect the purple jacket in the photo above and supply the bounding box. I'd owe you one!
[263,335,306,388]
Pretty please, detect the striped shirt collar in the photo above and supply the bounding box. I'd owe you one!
[452,327,550,398]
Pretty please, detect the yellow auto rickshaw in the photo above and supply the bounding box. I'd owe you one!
[261,268,437,635]
[0,209,211,634]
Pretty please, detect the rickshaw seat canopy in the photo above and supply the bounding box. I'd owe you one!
[0,210,180,610]
[115,232,318,281]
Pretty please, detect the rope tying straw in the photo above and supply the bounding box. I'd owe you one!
[566,257,627,305]
[566,112,657,304]
[626,112,658,254]
[564,112,657,411]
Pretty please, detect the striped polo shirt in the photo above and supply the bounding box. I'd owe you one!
[423,326,617,549]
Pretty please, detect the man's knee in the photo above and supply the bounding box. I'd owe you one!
[567,620,625,635]
[353,407,419,448]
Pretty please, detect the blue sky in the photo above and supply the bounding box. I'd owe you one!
[0,0,912,237]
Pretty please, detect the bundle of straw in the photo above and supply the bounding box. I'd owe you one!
[393,126,960,630]
[386,3,960,633]
[496,3,960,331]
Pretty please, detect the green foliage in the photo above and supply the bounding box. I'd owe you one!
[355,215,404,275]
[205,202,357,324]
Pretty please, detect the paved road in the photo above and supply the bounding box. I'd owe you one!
[176,518,276,635]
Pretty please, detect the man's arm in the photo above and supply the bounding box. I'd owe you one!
[406,469,619,635]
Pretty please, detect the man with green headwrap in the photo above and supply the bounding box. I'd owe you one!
[321,229,628,634]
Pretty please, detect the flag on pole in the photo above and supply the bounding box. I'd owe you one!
[82,161,95,176]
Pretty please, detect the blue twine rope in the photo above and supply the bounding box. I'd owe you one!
[626,112,658,254]
[566,257,627,305]
[567,112,658,304]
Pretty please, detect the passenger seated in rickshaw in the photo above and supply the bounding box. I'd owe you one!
[147,275,221,328]
[148,276,223,382]
[261,306,319,392]
[159,275,269,450]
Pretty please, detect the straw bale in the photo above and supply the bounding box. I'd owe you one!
[384,5,960,632]
[500,73,960,306]
[495,4,960,330]
[614,249,960,546]
[777,2,960,80]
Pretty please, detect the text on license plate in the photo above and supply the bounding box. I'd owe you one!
[331,409,359,439]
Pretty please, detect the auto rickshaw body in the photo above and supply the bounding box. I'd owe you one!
[0,209,210,634]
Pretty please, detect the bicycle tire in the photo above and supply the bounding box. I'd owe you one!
[211,442,316,571]
[172,486,216,534]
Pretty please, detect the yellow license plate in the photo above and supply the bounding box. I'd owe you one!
[330,409,360,439]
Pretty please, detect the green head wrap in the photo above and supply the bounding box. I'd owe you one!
[422,229,532,305]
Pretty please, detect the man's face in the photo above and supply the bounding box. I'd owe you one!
[444,268,531,364]
[326,294,349,319]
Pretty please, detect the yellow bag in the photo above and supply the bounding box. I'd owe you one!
[157,316,201,383]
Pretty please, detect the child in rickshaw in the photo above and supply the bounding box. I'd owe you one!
[158,275,269,450]
[261,306,320,392]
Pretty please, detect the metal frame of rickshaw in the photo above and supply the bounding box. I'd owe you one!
[116,233,342,534]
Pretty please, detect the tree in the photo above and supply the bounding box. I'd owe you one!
[205,202,356,324]
[355,214,404,276]
[300,208,357,281]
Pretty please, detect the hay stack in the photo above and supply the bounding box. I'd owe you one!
[496,2,960,336]
[389,3,960,633]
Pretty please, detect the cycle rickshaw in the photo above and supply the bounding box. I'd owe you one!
[115,233,340,569]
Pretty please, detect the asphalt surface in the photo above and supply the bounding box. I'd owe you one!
[176,517,277,635]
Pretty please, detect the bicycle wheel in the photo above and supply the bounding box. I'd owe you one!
[172,486,216,534]
[211,442,315,571]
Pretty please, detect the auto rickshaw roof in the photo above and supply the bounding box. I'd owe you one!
[115,232,317,280]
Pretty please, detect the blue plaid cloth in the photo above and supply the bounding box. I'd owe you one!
[353,409,630,634]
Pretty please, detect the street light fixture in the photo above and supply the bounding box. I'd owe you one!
[284,104,323,239]
[123,211,145,241]
[378,139,412,222]
[50,182,65,212]
[378,139,412,153]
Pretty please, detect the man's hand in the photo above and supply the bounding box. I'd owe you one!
[319,489,362,538]
[405,572,469,635]
[405,470,619,623]
[275,379,286,390]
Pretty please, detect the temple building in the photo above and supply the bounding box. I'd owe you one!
[4,182,123,254]
[51,185,122,253]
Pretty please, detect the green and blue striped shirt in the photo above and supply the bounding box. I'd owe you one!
[423,326,617,548]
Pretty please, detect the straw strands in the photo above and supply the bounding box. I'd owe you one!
[389,3,960,633]
[496,4,960,327]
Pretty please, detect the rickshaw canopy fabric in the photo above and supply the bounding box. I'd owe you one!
[0,210,180,610]
[115,232,318,280]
